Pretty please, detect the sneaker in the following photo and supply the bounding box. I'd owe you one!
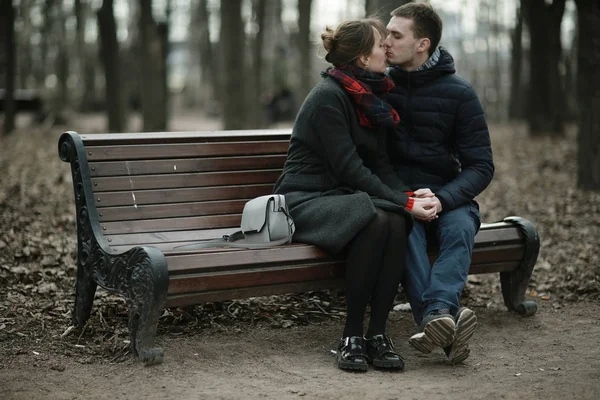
[408,331,437,354]
[444,307,477,364]
[421,308,456,349]
[445,343,471,364]
[409,308,456,353]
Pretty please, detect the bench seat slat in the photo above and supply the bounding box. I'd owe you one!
[104,228,239,246]
[86,141,289,161]
[165,279,345,307]
[92,170,282,192]
[165,245,332,274]
[167,262,344,295]
[98,200,247,222]
[163,245,522,290]
[103,223,522,248]
[102,214,242,235]
[89,155,287,177]
[94,184,273,207]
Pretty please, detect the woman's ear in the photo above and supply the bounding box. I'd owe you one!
[357,54,370,69]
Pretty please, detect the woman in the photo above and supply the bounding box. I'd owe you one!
[274,18,438,372]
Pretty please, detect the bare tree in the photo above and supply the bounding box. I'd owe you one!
[220,0,246,130]
[55,2,69,110]
[75,0,96,110]
[522,0,566,136]
[1,0,16,135]
[196,0,218,108]
[297,0,313,103]
[509,3,525,120]
[574,0,600,190]
[97,0,127,131]
[138,0,169,131]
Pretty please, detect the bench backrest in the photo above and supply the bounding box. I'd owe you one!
[73,130,527,273]
[80,130,291,250]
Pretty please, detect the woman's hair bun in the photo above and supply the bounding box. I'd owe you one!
[321,26,336,52]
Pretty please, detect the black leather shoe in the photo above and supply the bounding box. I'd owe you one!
[365,334,405,370]
[337,336,369,372]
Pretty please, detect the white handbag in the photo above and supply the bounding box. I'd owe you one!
[174,194,295,250]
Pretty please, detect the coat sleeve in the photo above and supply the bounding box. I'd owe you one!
[436,86,495,211]
[374,127,412,193]
[311,105,410,207]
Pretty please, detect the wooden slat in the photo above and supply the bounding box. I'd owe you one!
[167,262,344,295]
[101,214,242,235]
[89,155,287,177]
[165,279,345,307]
[474,226,523,246]
[165,245,331,274]
[104,228,239,246]
[165,260,518,307]
[92,170,282,192]
[469,261,519,274]
[98,200,247,222]
[429,245,523,265]
[94,184,273,207]
[80,129,292,145]
[86,141,289,161]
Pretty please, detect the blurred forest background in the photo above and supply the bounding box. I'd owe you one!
[0,0,599,189]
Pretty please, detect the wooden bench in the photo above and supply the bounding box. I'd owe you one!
[58,129,540,365]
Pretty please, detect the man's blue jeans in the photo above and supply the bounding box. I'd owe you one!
[403,202,481,325]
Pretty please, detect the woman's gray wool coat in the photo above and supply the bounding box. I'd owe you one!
[274,77,414,254]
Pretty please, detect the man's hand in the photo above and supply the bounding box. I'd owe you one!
[409,197,438,222]
[412,189,442,221]
[413,188,435,198]
[431,196,443,214]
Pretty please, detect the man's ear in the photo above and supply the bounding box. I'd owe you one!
[417,38,431,54]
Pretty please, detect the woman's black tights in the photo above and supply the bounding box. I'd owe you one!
[342,209,408,338]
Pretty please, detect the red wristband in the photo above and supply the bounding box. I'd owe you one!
[405,197,414,211]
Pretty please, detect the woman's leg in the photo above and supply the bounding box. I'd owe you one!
[342,209,389,338]
[366,211,408,337]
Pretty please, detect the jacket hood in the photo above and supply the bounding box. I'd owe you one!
[387,47,456,87]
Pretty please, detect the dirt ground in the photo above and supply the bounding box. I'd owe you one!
[1,113,599,399]
[2,301,600,400]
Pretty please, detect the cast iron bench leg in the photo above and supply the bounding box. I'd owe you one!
[75,241,169,365]
[500,217,540,316]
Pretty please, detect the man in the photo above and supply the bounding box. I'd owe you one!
[384,3,494,363]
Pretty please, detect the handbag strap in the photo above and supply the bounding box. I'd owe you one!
[172,231,294,251]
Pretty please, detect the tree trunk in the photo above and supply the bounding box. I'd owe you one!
[509,4,525,120]
[17,0,33,90]
[297,0,312,103]
[1,0,16,135]
[220,0,246,130]
[97,0,127,132]
[55,3,69,111]
[75,0,96,110]
[366,0,410,22]
[575,0,600,190]
[522,0,566,136]
[246,0,267,127]
[196,0,218,108]
[138,0,168,131]
[37,0,53,88]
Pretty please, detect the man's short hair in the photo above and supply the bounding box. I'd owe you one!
[391,3,443,56]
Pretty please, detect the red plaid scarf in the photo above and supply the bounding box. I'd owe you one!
[325,66,400,128]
